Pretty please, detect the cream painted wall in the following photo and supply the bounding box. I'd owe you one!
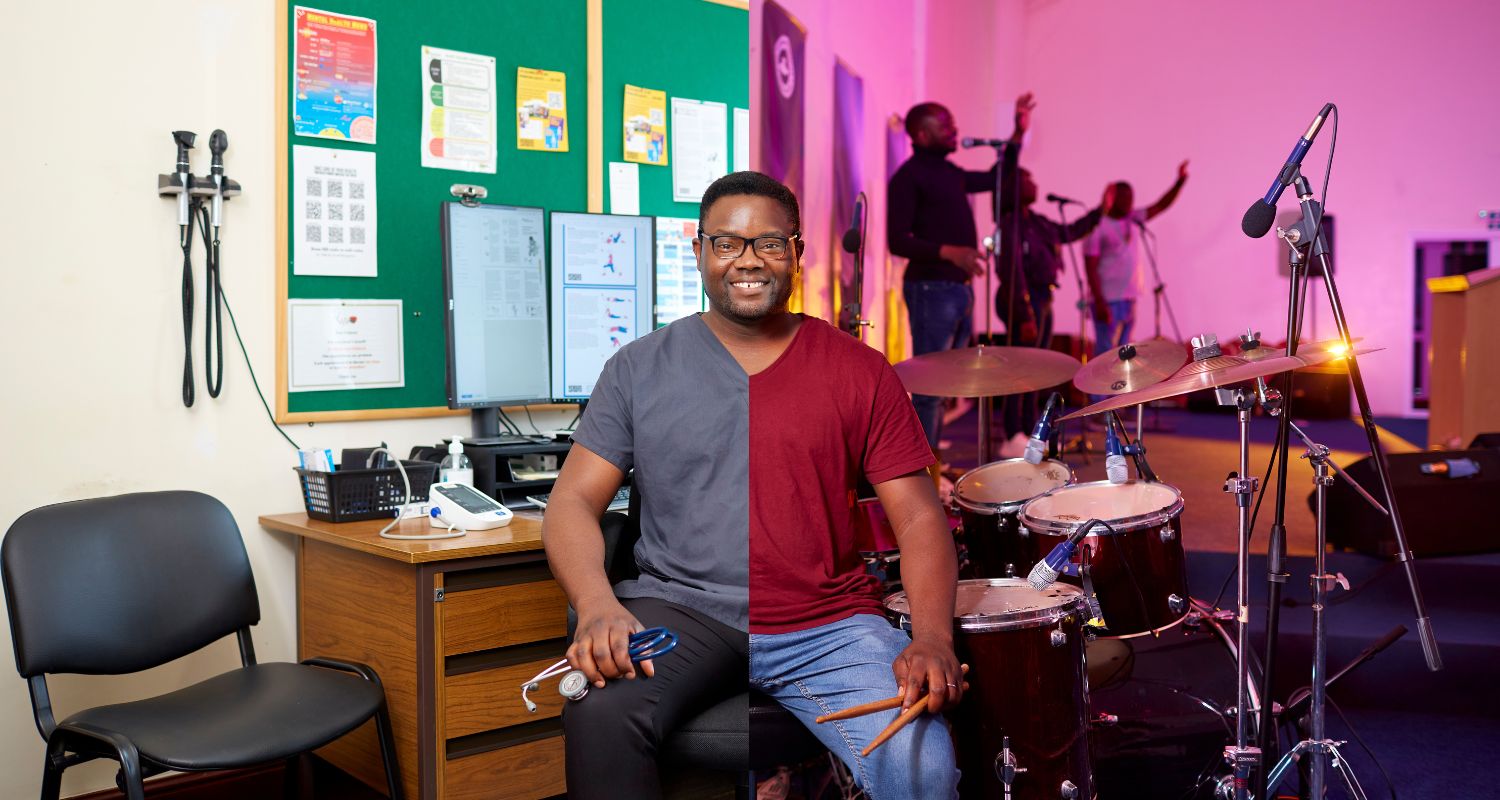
[0,3,573,796]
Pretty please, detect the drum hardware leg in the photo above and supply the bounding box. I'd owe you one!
[1260,431,1376,800]
[995,736,1026,800]
[1079,556,1108,633]
[1218,389,1261,800]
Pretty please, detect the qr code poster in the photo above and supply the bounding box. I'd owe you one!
[292,145,376,277]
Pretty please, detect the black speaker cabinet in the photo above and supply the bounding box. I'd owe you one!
[1321,448,1500,557]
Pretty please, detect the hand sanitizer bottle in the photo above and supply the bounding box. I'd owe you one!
[440,436,474,487]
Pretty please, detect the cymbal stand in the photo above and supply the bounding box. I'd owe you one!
[1136,222,1180,434]
[1220,386,1262,800]
[1261,425,1373,800]
[977,140,1020,465]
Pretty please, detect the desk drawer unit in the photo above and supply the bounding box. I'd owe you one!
[438,560,570,799]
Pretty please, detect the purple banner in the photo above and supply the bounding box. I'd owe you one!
[759,0,805,198]
[833,58,864,333]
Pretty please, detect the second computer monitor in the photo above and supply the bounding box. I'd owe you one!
[549,211,655,401]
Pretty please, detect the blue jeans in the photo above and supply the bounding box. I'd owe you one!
[904,280,974,448]
[750,613,960,799]
[1093,298,1136,356]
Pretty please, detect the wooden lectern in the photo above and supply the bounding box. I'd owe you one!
[1427,266,1500,450]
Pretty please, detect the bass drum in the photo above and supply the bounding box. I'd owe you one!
[954,458,1074,579]
[885,579,1094,800]
[1020,480,1189,638]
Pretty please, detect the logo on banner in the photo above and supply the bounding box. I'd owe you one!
[773,34,796,99]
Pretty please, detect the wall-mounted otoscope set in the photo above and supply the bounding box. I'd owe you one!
[158,129,242,408]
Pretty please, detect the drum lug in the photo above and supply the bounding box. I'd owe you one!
[1050,628,1067,647]
[1168,593,1187,615]
[994,736,1026,787]
[1160,523,1177,543]
[1060,779,1080,799]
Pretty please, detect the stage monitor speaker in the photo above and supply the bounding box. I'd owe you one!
[1321,448,1500,557]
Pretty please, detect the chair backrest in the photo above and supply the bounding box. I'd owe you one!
[2,491,260,677]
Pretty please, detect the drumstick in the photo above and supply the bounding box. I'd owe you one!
[816,695,903,723]
[861,698,929,757]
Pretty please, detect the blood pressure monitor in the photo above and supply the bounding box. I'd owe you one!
[428,483,514,530]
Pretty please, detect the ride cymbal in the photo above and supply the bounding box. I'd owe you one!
[895,345,1083,398]
[1072,339,1188,395]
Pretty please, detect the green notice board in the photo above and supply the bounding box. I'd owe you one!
[279,0,746,421]
[281,0,587,419]
[602,0,749,220]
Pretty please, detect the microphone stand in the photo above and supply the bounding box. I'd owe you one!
[842,191,870,340]
[1135,220,1179,435]
[977,141,1018,464]
[1054,198,1096,462]
[1252,168,1442,799]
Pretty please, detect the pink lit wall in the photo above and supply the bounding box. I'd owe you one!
[752,0,1500,416]
[1015,0,1500,416]
[750,0,1021,358]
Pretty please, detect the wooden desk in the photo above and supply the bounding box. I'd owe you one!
[260,511,567,800]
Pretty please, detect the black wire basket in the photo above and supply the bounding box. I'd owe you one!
[295,460,438,523]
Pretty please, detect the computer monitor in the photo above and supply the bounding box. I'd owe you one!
[549,211,655,401]
[654,216,706,328]
[442,202,551,436]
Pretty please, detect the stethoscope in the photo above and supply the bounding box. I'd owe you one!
[520,627,679,712]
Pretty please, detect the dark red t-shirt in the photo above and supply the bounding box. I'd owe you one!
[748,317,936,633]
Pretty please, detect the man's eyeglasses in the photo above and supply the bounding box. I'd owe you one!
[699,233,800,260]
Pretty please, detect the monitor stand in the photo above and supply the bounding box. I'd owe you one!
[466,408,533,447]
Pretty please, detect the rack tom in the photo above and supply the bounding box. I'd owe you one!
[1020,480,1188,638]
[954,458,1074,579]
[885,579,1093,800]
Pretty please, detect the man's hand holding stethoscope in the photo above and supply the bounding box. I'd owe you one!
[521,598,678,712]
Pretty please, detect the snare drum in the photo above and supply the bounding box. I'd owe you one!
[885,579,1093,800]
[954,458,1074,579]
[1019,480,1188,638]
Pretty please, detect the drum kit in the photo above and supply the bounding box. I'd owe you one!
[874,332,1382,799]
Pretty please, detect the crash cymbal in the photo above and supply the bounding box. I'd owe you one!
[1059,347,1380,420]
[894,345,1083,398]
[1239,336,1362,362]
[1073,338,1188,395]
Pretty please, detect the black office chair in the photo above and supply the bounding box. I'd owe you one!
[593,511,827,799]
[1,491,403,800]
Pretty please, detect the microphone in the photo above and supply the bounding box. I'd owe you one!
[1023,392,1063,465]
[208,129,228,228]
[1028,518,1102,590]
[1242,102,1335,238]
[1104,415,1129,484]
[842,194,864,254]
[1046,193,1083,206]
[960,137,1008,149]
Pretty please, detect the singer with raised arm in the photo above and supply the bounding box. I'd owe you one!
[1083,161,1188,356]
[994,168,1104,456]
[887,92,1034,457]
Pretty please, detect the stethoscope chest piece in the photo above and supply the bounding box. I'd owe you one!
[558,669,590,701]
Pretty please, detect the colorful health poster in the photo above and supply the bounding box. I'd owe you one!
[516,67,569,152]
[292,7,378,143]
[421,46,497,173]
[622,85,668,166]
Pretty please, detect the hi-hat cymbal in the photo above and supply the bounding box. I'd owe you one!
[894,345,1083,398]
[1239,336,1362,362]
[1073,338,1188,395]
[1059,347,1380,420]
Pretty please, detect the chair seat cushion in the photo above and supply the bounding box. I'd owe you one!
[60,662,383,771]
[660,690,827,772]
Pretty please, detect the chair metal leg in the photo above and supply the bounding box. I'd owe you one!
[283,753,314,799]
[115,749,146,800]
[373,702,404,799]
[39,737,64,800]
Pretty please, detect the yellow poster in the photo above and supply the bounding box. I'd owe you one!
[622,84,668,166]
[515,67,568,152]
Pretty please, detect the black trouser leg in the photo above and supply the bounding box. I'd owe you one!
[562,597,747,800]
